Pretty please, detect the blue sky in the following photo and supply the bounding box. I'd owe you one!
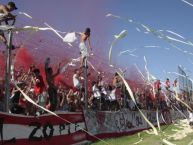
[2,0,193,82]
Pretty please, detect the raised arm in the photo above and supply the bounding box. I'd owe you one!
[112,77,116,87]
[53,62,61,78]
[45,57,50,75]
[75,32,82,36]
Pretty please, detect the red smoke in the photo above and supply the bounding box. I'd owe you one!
[55,75,72,89]
[14,48,35,70]
[1,45,146,92]
[127,65,146,90]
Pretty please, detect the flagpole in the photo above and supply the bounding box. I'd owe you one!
[5,30,13,112]
[84,58,88,110]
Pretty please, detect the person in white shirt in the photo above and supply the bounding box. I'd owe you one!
[189,110,193,126]
[73,69,82,89]
[92,81,101,99]
[97,75,107,96]
[107,85,119,111]
[67,69,82,105]
[89,81,101,110]
[189,103,193,126]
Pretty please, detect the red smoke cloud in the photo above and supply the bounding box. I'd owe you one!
[14,48,35,70]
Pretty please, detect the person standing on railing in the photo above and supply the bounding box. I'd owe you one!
[77,28,92,68]
[0,2,17,48]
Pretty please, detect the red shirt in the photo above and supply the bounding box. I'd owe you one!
[165,80,170,88]
[34,75,45,96]
[150,90,156,101]
[173,80,177,87]
[154,80,161,90]
[19,97,27,109]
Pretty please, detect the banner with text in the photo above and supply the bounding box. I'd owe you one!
[84,109,187,140]
[0,111,86,145]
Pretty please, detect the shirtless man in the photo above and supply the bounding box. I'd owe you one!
[78,28,92,67]
[0,2,17,45]
[45,58,61,111]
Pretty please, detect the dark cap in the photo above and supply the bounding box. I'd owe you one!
[8,2,17,10]
[85,27,91,35]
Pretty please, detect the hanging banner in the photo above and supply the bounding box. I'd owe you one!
[84,109,187,140]
[0,111,87,145]
[0,109,187,144]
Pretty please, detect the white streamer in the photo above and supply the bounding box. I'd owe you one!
[162,139,176,145]
[181,0,193,7]
[109,30,128,65]
[19,12,33,19]
[136,27,141,32]
[166,30,185,39]
[166,36,193,47]
[119,49,137,56]
[144,45,160,48]
[44,23,64,40]
[156,108,161,131]
[106,13,193,58]
[87,61,100,74]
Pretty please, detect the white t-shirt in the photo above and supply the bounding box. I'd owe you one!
[101,87,107,95]
[108,89,116,101]
[189,111,193,122]
[73,74,80,88]
[92,85,101,98]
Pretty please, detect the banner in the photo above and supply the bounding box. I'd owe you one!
[84,109,187,140]
[170,110,188,120]
[0,111,86,145]
[0,109,187,144]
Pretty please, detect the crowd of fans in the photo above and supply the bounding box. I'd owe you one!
[0,1,188,116]
[0,59,189,116]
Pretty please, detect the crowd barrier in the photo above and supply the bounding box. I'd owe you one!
[0,109,188,145]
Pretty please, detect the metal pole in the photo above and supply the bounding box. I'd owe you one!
[186,75,189,103]
[122,72,126,108]
[123,85,126,108]
[5,30,13,112]
[84,58,88,109]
